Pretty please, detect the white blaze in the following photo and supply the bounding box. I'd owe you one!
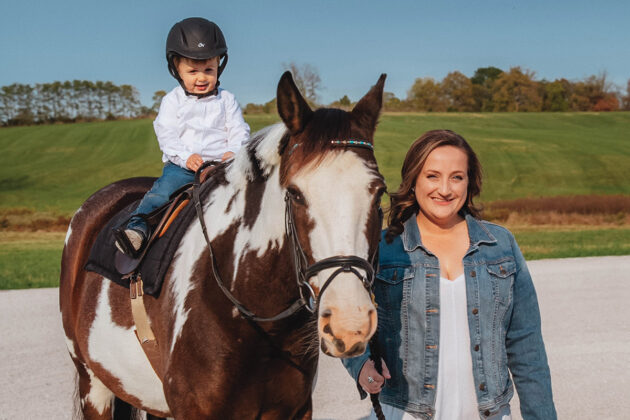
[88,281,169,412]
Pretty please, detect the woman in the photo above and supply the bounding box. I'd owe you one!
[343,130,556,419]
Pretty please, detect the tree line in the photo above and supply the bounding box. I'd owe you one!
[246,65,630,114]
[0,80,155,126]
[2,65,629,127]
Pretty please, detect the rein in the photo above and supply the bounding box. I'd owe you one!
[192,161,307,323]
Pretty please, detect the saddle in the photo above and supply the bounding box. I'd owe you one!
[85,162,220,296]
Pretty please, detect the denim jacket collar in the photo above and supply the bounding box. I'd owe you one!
[402,213,497,254]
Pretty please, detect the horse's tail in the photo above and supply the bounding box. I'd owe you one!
[368,332,386,420]
[72,371,83,420]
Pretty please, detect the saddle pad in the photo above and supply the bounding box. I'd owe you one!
[84,182,212,297]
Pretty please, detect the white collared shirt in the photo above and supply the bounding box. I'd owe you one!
[153,86,250,168]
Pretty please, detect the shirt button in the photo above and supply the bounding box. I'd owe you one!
[472,308,479,315]
[479,383,486,391]
[471,270,476,277]
[474,345,480,351]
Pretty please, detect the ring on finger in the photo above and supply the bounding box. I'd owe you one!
[367,376,375,384]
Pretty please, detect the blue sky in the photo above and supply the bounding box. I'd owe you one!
[1,0,628,107]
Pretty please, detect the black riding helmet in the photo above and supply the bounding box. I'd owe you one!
[166,17,228,96]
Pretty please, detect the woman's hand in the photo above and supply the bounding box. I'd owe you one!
[359,358,391,394]
[221,151,235,161]
[186,154,203,171]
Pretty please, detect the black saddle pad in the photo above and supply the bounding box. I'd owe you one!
[84,184,211,297]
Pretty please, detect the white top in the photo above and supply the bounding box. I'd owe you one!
[370,273,512,420]
[434,273,478,420]
[153,86,250,168]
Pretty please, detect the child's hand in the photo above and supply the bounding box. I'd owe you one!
[186,154,203,171]
[221,151,235,161]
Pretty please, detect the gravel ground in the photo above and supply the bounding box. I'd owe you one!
[1,255,629,419]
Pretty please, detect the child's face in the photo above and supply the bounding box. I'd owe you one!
[176,57,219,95]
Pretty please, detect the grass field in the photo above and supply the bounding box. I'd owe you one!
[1,112,629,289]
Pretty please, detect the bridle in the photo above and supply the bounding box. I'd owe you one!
[284,190,378,314]
[193,139,380,322]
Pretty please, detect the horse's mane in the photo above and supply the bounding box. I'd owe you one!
[225,108,362,190]
[225,123,288,190]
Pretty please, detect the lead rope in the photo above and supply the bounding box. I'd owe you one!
[368,332,386,420]
[369,207,386,419]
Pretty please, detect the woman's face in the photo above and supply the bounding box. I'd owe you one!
[414,145,469,226]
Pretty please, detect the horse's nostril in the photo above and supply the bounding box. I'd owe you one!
[333,338,346,353]
[345,342,366,357]
[368,309,375,316]
[323,324,333,335]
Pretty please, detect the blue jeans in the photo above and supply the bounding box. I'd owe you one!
[127,162,195,235]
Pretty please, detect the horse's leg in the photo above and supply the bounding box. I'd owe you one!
[293,396,313,420]
[75,361,115,420]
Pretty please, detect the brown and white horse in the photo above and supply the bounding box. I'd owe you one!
[60,72,386,419]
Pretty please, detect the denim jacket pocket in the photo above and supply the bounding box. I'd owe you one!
[376,266,414,285]
[485,259,516,306]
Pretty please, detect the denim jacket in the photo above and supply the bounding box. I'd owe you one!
[343,214,556,420]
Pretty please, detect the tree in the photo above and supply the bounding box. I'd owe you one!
[492,67,542,112]
[328,95,353,110]
[623,80,630,110]
[382,92,406,111]
[284,62,321,104]
[541,79,571,112]
[407,77,447,112]
[440,71,475,111]
[152,90,167,113]
[471,66,503,111]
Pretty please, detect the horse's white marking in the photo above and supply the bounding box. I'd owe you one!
[64,335,78,359]
[292,152,378,301]
[84,367,113,414]
[168,237,202,352]
[88,280,170,412]
[230,167,286,289]
[255,123,285,175]
[64,206,83,245]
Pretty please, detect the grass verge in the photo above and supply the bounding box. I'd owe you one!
[0,232,65,289]
[1,227,628,290]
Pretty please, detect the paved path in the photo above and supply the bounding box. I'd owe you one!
[1,256,629,419]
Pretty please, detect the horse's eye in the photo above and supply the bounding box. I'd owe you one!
[287,186,305,205]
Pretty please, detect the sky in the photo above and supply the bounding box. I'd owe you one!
[1,0,629,107]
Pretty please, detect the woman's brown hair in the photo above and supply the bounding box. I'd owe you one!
[385,129,483,243]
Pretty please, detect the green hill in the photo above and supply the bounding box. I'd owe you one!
[1,112,629,289]
[1,112,629,214]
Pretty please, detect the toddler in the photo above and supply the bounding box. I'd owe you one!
[114,17,250,256]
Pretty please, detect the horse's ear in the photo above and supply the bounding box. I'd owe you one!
[277,71,313,135]
[351,74,386,138]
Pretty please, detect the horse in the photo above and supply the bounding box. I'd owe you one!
[60,71,387,419]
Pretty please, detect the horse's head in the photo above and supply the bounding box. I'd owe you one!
[277,72,386,358]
